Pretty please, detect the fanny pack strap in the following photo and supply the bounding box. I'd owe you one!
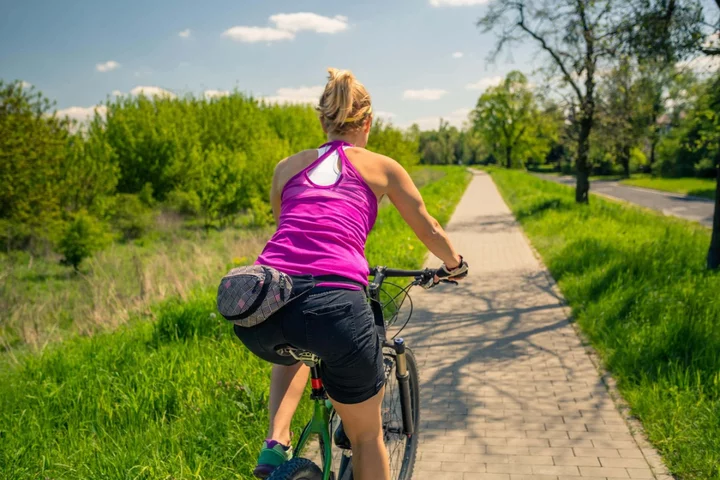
[313,274,365,290]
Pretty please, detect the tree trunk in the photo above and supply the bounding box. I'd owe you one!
[575,117,592,203]
[621,145,631,178]
[506,145,512,169]
[649,136,657,174]
[707,157,720,270]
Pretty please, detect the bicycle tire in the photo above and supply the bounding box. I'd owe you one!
[382,346,420,480]
[267,458,323,480]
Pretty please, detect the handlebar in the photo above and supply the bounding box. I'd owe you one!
[369,266,456,289]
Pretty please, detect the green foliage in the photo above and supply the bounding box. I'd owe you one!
[165,189,201,216]
[470,72,557,169]
[367,119,420,168]
[1,83,423,259]
[58,211,110,271]
[111,194,153,241]
[0,81,69,251]
[490,169,720,479]
[248,197,274,227]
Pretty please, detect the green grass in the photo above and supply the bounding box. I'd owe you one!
[488,168,720,480]
[0,220,272,352]
[0,167,471,480]
[620,176,717,200]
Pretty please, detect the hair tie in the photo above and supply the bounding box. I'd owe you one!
[343,106,372,123]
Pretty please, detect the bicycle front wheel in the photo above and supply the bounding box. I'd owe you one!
[267,458,323,480]
[382,346,420,480]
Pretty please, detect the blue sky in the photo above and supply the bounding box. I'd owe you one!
[0,0,546,129]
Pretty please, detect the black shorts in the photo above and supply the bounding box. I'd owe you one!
[233,286,385,405]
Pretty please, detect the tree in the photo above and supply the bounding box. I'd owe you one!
[471,71,541,169]
[0,81,69,251]
[418,120,463,165]
[596,58,651,177]
[58,210,110,271]
[705,3,720,269]
[479,0,626,202]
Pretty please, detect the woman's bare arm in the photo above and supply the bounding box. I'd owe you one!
[385,160,461,268]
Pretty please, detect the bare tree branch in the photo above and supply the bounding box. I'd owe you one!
[517,3,584,101]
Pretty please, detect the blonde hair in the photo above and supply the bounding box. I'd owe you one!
[316,68,372,134]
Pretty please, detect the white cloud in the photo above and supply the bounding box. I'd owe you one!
[223,26,295,43]
[111,90,123,97]
[204,89,230,99]
[20,81,32,89]
[430,0,491,6]
[261,86,324,104]
[466,75,504,91]
[452,52,464,59]
[223,12,348,43]
[269,13,348,34]
[178,29,191,38]
[96,60,120,72]
[130,85,176,98]
[403,89,448,100]
[406,108,471,130]
[56,105,108,124]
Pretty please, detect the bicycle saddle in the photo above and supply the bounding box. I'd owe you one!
[275,345,321,366]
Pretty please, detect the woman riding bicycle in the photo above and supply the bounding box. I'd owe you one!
[233,68,468,480]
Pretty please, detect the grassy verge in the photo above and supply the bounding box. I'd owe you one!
[620,176,716,200]
[488,168,720,480]
[0,167,471,480]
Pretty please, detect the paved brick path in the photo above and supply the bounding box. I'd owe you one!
[399,171,669,480]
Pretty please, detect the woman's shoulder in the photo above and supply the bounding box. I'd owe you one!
[275,149,319,177]
[344,147,396,169]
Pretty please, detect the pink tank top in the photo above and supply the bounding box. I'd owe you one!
[255,141,378,286]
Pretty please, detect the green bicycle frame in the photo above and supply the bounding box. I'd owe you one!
[291,364,337,480]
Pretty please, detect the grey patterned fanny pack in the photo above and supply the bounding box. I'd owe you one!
[216,265,295,327]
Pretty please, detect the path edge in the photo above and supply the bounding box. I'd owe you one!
[486,170,676,480]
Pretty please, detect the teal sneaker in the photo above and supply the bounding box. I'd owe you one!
[253,439,292,479]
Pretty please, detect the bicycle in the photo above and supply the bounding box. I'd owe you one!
[266,266,456,480]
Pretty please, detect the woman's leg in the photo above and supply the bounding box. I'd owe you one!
[330,388,389,480]
[267,363,309,445]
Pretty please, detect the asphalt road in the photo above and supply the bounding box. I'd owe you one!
[533,174,715,227]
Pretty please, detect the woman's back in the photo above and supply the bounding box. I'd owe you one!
[256,141,378,285]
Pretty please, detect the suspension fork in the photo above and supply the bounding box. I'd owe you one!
[369,278,414,436]
[392,338,414,436]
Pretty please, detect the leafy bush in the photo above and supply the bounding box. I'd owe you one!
[58,211,110,271]
[166,189,201,216]
[248,197,274,227]
[694,158,717,179]
[112,194,153,240]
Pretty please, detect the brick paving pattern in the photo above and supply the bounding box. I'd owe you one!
[399,171,669,480]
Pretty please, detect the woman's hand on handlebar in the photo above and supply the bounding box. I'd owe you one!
[418,256,469,289]
[431,255,469,286]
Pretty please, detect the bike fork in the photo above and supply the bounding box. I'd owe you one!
[393,338,414,436]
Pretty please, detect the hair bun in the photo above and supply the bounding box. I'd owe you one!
[317,67,372,134]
